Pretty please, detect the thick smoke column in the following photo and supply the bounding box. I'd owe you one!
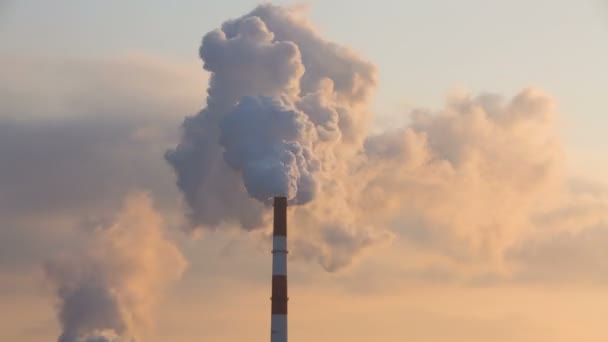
[167,4,563,271]
[45,193,186,342]
[166,5,374,212]
[220,96,319,203]
[166,4,381,268]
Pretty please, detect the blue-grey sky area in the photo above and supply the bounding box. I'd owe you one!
[1,0,606,170]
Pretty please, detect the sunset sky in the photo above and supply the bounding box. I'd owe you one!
[1,1,608,341]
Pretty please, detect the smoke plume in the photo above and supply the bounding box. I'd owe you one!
[167,4,568,271]
[219,95,320,203]
[166,4,382,268]
[45,193,186,342]
[360,89,561,264]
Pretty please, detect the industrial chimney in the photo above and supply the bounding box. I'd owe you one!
[271,196,288,342]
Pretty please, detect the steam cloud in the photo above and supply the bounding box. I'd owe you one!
[167,4,571,271]
[360,89,561,266]
[45,193,186,342]
[166,4,383,269]
[220,96,320,203]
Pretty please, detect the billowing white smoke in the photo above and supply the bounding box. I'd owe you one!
[167,4,565,271]
[166,4,380,268]
[219,96,320,203]
[45,193,186,342]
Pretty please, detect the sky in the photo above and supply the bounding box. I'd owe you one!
[1,1,607,341]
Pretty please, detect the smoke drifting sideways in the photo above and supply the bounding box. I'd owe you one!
[361,89,562,268]
[45,193,186,342]
[167,4,564,271]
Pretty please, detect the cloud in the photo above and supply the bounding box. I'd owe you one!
[166,3,384,270]
[0,54,205,269]
[0,56,204,342]
[219,96,320,203]
[1,3,606,286]
[359,89,562,263]
[163,3,608,275]
[45,193,186,342]
[354,89,608,284]
[0,54,204,121]
[0,54,205,219]
[508,180,608,283]
[511,224,608,283]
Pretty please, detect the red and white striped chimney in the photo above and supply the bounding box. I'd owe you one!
[271,196,288,342]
